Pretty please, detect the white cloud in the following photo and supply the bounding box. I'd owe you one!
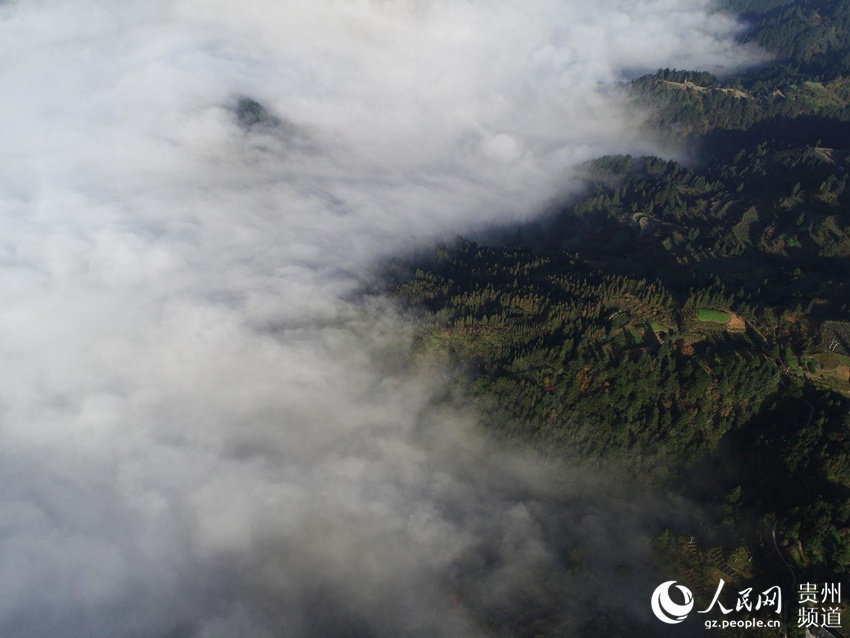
[0,0,760,635]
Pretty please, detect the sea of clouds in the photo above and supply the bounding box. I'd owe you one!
[0,1,762,635]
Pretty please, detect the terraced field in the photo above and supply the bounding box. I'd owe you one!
[823,320,850,356]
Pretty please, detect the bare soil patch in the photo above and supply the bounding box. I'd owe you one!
[726,312,746,330]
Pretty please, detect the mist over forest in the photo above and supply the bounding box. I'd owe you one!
[0,0,811,636]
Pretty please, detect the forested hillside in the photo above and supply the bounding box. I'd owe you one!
[633,0,850,145]
[726,0,850,78]
[385,2,850,636]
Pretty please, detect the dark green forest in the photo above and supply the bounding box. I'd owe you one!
[385,2,850,636]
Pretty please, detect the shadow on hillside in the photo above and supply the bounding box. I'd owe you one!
[695,115,850,161]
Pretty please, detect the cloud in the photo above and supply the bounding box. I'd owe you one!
[0,0,760,635]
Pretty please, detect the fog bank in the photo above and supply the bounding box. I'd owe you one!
[0,1,760,635]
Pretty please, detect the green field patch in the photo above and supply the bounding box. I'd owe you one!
[804,358,819,372]
[610,312,630,330]
[650,322,669,333]
[697,309,729,324]
[811,352,850,394]
[813,351,850,369]
[805,81,825,90]
[627,326,645,345]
